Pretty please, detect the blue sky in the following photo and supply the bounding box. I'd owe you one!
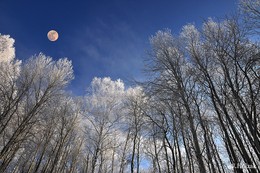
[0,0,238,95]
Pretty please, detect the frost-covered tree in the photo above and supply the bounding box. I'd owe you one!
[0,35,81,172]
[82,77,126,173]
[239,0,260,34]
[1,0,259,171]
[146,29,207,173]
[0,35,21,134]
[81,77,149,173]
[181,18,260,173]
[124,86,147,173]
[0,34,15,62]
[144,16,260,173]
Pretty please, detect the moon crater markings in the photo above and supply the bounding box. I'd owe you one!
[47,30,59,41]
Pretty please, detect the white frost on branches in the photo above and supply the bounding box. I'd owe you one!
[0,34,15,62]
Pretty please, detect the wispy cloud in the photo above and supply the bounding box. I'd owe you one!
[67,19,147,95]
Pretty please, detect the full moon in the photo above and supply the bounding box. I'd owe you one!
[47,30,59,41]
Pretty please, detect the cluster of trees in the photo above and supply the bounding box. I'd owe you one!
[0,0,259,172]
[0,35,80,172]
[144,20,259,173]
[0,38,147,172]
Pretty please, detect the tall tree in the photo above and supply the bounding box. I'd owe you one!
[240,0,260,34]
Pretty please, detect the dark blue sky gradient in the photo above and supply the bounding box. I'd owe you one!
[0,0,238,95]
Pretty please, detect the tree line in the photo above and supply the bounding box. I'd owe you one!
[0,0,259,172]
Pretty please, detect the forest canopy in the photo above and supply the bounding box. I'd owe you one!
[0,0,259,172]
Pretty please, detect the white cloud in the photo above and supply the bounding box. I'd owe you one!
[71,19,146,78]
